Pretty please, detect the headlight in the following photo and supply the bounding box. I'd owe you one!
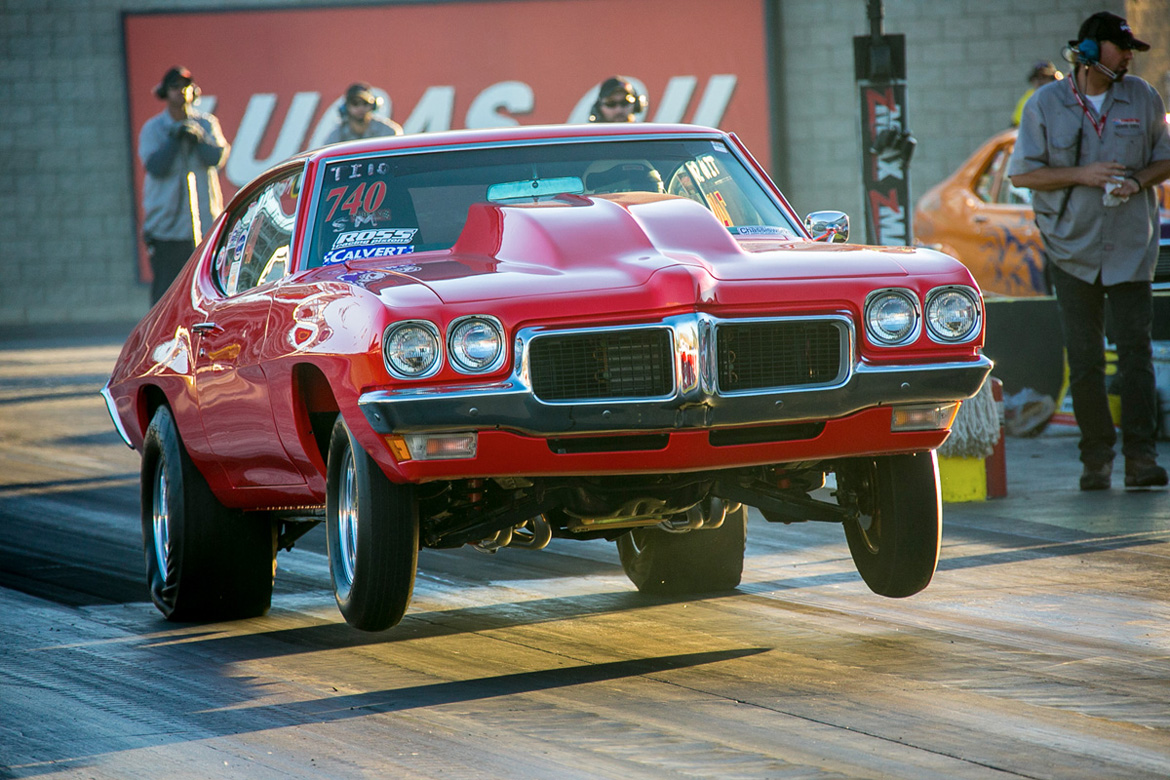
[865,289,920,346]
[925,287,981,343]
[383,320,441,378]
[448,316,505,373]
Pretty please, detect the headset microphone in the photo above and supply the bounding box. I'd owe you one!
[1092,61,1119,81]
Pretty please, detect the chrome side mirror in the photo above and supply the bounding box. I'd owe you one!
[804,211,849,243]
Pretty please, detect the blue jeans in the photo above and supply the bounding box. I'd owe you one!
[1050,264,1158,466]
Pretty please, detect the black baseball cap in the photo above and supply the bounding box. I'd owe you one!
[153,66,193,99]
[1071,12,1150,52]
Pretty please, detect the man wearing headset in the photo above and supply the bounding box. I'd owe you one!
[588,76,648,123]
[138,66,230,304]
[1010,12,1170,491]
[324,82,403,144]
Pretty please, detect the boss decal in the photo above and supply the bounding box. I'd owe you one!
[332,228,418,249]
[322,245,416,264]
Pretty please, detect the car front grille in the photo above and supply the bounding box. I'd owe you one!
[529,329,673,401]
[717,320,845,392]
[526,317,848,403]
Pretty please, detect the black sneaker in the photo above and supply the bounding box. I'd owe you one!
[1080,462,1112,491]
[1124,459,1169,489]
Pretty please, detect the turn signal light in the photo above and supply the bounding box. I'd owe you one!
[387,432,478,461]
[891,403,960,432]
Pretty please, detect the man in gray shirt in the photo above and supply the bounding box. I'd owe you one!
[138,66,230,304]
[1010,11,1170,490]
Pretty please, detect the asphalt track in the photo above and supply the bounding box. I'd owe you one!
[1,327,1168,779]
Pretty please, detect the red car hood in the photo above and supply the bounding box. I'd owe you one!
[333,194,957,304]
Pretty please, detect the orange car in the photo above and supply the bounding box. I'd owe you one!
[915,128,1170,298]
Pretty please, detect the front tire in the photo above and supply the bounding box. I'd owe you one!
[326,417,419,631]
[140,406,277,621]
[617,506,746,595]
[836,452,941,598]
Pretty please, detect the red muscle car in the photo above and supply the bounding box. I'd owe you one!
[104,123,990,631]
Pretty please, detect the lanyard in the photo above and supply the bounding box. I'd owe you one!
[1070,78,1108,138]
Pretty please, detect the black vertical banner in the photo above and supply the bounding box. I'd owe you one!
[854,33,912,246]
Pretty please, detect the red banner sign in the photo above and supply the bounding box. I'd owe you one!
[124,1,771,280]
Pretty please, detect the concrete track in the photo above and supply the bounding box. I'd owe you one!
[1,329,1168,779]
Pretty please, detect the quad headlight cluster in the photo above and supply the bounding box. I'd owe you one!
[864,286,981,347]
[382,315,506,379]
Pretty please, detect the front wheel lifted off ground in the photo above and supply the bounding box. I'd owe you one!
[326,416,419,631]
[140,406,277,621]
[836,452,941,598]
[617,505,746,595]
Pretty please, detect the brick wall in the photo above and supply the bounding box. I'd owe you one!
[1,0,1166,327]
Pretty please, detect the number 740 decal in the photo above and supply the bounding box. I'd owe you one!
[325,182,387,221]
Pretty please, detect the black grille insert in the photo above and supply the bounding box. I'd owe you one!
[717,320,844,392]
[530,329,673,401]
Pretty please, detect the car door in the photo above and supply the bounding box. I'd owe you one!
[970,141,1047,295]
[194,167,305,488]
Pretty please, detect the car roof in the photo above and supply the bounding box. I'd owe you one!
[306,123,728,163]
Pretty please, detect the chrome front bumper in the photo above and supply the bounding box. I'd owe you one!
[359,353,993,437]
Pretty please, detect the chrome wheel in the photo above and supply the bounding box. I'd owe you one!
[325,416,420,631]
[152,460,171,577]
[338,449,359,588]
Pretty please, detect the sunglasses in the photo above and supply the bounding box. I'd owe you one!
[349,98,376,108]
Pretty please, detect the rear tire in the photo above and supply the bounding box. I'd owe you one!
[617,506,746,595]
[140,406,277,621]
[837,452,941,598]
[326,417,419,631]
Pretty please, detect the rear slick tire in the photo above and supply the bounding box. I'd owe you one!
[617,506,746,595]
[140,406,277,622]
[326,417,419,631]
[838,452,941,598]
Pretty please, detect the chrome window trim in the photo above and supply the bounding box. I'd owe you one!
[298,132,800,270]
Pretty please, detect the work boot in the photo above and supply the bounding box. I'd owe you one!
[1079,462,1112,491]
[1124,458,1169,489]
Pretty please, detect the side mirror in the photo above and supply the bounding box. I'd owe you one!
[804,211,849,243]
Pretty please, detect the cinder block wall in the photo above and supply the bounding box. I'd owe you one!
[774,0,1166,220]
[1,0,1166,327]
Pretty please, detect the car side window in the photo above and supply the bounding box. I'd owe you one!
[213,169,302,296]
[975,149,1006,203]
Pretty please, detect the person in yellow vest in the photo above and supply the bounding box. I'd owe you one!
[1011,61,1062,127]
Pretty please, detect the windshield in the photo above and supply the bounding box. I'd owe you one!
[307,138,799,268]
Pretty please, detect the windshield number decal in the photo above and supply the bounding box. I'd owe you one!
[325,182,387,222]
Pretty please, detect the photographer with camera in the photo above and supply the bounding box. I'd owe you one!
[137,66,230,303]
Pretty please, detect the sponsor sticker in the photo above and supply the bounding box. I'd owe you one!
[332,228,418,249]
[729,225,795,238]
[323,245,416,265]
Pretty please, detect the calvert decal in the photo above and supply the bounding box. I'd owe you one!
[323,245,416,264]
